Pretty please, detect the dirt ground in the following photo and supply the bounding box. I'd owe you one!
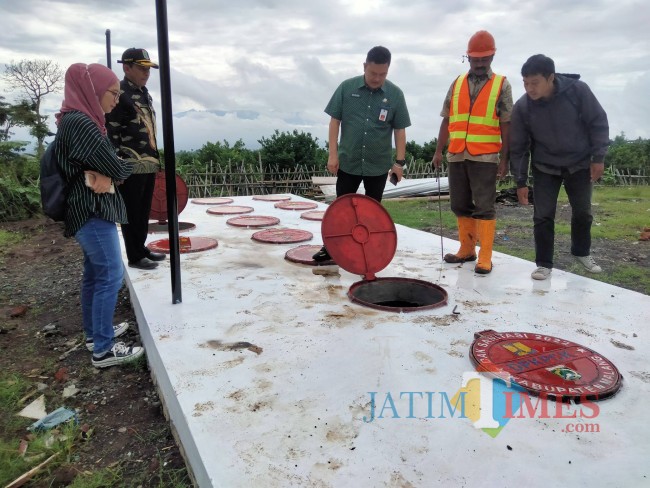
[0,202,647,486]
[0,218,190,487]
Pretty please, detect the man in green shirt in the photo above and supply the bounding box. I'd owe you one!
[313,46,411,262]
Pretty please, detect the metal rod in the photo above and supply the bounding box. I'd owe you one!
[436,167,444,264]
[155,0,182,304]
[105,29,111,69]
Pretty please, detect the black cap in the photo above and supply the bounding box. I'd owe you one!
[117,48,159,68]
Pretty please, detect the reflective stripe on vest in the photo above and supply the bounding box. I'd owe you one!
[448,73,505,155]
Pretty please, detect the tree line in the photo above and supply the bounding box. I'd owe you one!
[0,58,648,222]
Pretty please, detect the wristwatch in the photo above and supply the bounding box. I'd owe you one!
[394,159,406,167]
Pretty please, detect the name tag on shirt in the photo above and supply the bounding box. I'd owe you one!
[351,93,361,98]
[379,108,388,121]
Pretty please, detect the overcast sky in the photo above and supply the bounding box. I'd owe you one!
[1,0,648,152]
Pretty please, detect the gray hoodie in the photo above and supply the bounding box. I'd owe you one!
[510,73,609,188]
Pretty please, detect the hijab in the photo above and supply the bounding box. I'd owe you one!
[56,63,118,136]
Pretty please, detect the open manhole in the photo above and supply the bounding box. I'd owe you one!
[147,236,218,254]
[227,215,280,228]
[191,197,233,205]
[206,205,254,215]
[252,228,313,244]
[322,194,447,312]
[348,277,447,312]
[274,201,318,211]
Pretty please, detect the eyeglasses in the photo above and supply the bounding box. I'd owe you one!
[468,55,493,63]
[107,89,120,101]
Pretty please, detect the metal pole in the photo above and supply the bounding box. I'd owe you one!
[155,0,182,304]
[105,29,111,69]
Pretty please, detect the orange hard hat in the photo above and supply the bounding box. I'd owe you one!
[467,30,496,57]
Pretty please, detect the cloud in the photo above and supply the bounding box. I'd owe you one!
[0,0,647,151]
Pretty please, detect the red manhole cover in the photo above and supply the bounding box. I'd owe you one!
[150,172,189,221]
[470,330,623,401]
[253,194,291,201]
[206,205,254,215]
[285,244,334,265]
[274,201,318,211]
[227,216,280,228]
[300,210,326,221]
[191,197,233,205]
[252,229,313,244]
[147,236,218,254]
[321,194,396,281]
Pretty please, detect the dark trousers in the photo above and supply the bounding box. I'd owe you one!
[532,166,593,268]
[336,169,387,202]
[448,160,498,220]
[118,172,156,263]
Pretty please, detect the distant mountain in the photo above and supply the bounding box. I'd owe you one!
[174,109,259,120]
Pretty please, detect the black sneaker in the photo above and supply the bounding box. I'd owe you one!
[92,342,144,368]
[145,249,166,262]
[128,257,158,270]
[312,246,332,262]
[86,322,130,351]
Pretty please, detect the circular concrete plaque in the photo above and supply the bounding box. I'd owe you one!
[191,197,233,205]
[206,205,254,215]
[147,236,218,254]
[285,244,334,265]
[252,228,313,244]
[226,216,280,228]
[274,201,318,211]
[253,195,291,201]
[300,210,326,221]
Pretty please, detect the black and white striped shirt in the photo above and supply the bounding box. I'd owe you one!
[55,111,133,237]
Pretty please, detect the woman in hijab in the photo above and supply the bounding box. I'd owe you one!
[54,63,143,368]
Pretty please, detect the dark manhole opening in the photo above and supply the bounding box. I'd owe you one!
[348,277,447,313]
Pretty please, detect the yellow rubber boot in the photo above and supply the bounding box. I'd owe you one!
[475,219,496,274]
[444,217,478,263]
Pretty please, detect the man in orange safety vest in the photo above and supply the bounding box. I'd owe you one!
[432,30,513,274]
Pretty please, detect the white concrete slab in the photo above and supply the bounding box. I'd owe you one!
[122,194,650,488]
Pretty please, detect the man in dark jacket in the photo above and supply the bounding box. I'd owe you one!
[510,54,609,280]
[106,48,165,270]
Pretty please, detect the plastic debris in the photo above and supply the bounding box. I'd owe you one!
[17,395,47,420]
[62,384,79,398]
[27,407,78,432]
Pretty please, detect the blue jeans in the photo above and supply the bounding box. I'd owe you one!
[75,217,124,355]
[532,166,593,269]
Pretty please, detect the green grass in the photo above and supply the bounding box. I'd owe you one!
[590,186,650,240]
[0,370,190,487]
[493,244,536,262]
[580,264,650,295]
[384,187,650,239]
[66,468,122,488]
[0,373,31,434]
[383,186,650,295]
[0,229,24,248]
[383,199,456,231]
[0,372,81,486]
[64,458,191,488]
